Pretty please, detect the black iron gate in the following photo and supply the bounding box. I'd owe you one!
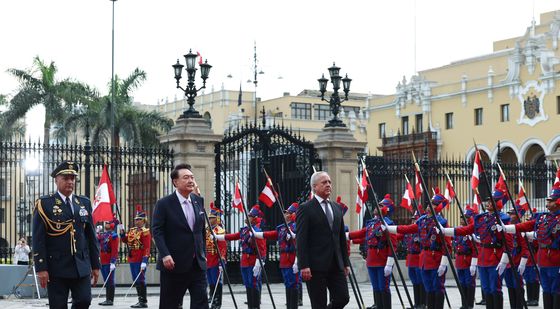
[214,122,321,282]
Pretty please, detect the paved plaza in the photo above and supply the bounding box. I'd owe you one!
[0,281,515,308]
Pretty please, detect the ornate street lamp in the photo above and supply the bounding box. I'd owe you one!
[318,62,352,127]
[172,49,212,119]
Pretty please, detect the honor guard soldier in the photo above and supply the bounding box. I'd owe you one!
[503,185,560,309]
[349,194,397,309]
[442,188,513,309]
[119,206,151,308]
[206,202,227,309]
[522,208,540,306]
[399,209,424,309]
[32,161,101,309]
[216,205,267,309]
[503,201,529,309]
[387,188,452,309]
[254,202,300,309]
[97,219,119,306]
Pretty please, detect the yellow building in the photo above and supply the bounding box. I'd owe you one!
[150,10,560,165]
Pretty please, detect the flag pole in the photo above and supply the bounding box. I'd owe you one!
[445,173,479,257]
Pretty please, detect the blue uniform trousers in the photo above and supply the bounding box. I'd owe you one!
[478,266,502,295]
[207,265,223,286]
[280,268,301,289]
[130,262,146,286]
[504,268,523,289]
[241,266,262,291]
[539,266,560,294]
[408,266,422,285]
[421,268,446,293]
[522,265,538,284]
[367,266,391,293]
[100,264,115,287]
[458,268,475,287]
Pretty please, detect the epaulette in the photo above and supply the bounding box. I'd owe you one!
[141,227,150,235]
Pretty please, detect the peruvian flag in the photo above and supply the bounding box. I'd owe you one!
[554,166,560,186]
[92,165,116,224]
[258,177,277,208]
[444,179,456,202]
[471,151,482,190]
[355,170,368,214]
[401,181,414,212]
[232,182,244,212]
[472,193,482,209]
[414,170,423,199]
[518,181,529,210]
[496,174,507,192]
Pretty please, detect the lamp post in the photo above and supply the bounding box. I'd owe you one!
[110,0,117,147]
[172,49,212,119]
[318,62,352,128]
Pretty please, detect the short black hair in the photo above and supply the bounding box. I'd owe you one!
[170,163,192,181]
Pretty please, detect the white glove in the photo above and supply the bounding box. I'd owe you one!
[219,265,223,273]
[384,257,394,277]
[117,224,125,232]
[472,234,481,243]
[518,257,527,275]
[496,253,508,276]
[110,263,116,271]
[438,256,449,277]
[252,262,262,277]
[434,226,441,234]
[345,232,350,241]
[470,258,478,276]
[380,222,387,232]
[253,231,264,239]
[292,263,299,274]
[386,225,398,234]
[442,228,455,237]
[96,225,102,233]
[140,262,147,270]
[503,224,516,234]
[214,234,225,241]
[525,231,535,241]
[286,231,296,240]
[496,223,504,232]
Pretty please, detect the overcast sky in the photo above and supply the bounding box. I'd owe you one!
[1,1,559,137]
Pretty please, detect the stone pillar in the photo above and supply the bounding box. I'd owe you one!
[314,126,368,282]
[159,117,223,202]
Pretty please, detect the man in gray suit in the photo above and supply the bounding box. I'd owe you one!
[152,164,208,309]
[296,171,350,309]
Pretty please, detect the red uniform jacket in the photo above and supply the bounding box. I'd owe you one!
[206,224,227,268]
[263,221,297,268]
[349,217,397,267]
[121,227,151,263]
[98,231,119,265]
[453,235,475,269]
[225,225,267,267]
[515,211,560,268]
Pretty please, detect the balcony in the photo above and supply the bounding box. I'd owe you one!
[378,130,438,159]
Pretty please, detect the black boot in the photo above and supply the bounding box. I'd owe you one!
[252,288,261,309]
[426,292,435,309]
[246,288,253,309]
[528,282,539,306]
[553,293,560,309]
[288,288,299,309]
[494,293,503,309]
[381,292,391,309]
[420,287,427,309]
[485,293,494,309]
[298,284,303,306]
[412,284,421,309]
[130,285,148,308]
[460,285,468,309]
[99,285,115,306]
[208,284,215,304]
[507,288,517,309]
[468,286,476,309]
[211,284,222,309]
[516,287,525,309]
[542,292,552,309]
[435,292,445,309]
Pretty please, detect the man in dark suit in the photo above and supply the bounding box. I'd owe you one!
[152,163,208,309]
[32,161,101,309]
[296,171,350,309]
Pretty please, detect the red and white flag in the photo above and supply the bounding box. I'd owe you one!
[92,165,116,224]
[414,170,423,199]
[472,193,482,209]
[554,166,560,186]
[355,170,369,214]
[258,177,277,208]
[471,151,482,190]
[401,181,414,212]
[232,182,244,212]
[444,179,456,202]
[518,181,528,210]
[496,174,507,192]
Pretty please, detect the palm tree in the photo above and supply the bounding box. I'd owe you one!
[4,56,94,144]
[55,68,173,147]
[0,94,26,140]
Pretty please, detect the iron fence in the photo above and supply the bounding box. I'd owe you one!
[0,139,174,264]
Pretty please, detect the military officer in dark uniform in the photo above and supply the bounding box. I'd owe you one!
[32,161,101,309]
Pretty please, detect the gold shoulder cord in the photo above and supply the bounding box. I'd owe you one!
[35,199,77,255]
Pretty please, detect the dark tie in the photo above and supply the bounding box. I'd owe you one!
[323,200,333,229]
[65,197,73,215]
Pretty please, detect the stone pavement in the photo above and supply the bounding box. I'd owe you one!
[0,281,514,308]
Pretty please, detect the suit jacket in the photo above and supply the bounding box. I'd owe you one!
[152,191,207,273]
[32,193,101,278]
[296,197,349,272]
